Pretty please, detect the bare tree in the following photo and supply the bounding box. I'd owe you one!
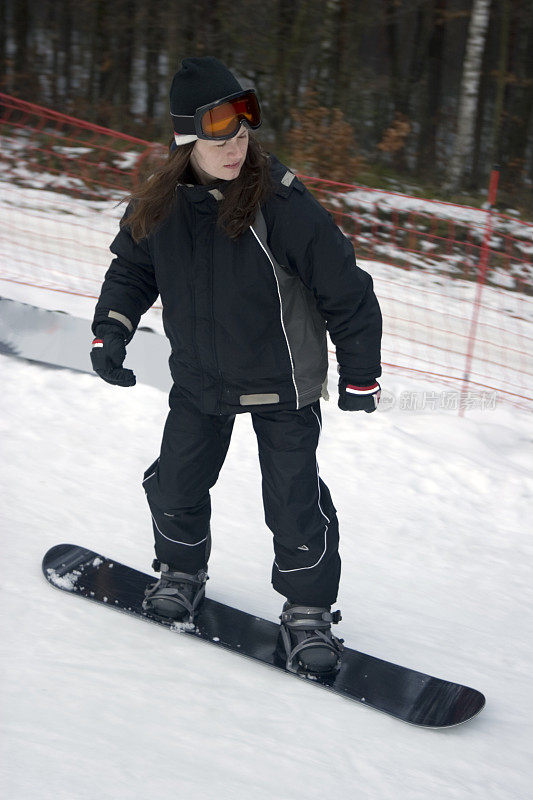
[445,0,492,193]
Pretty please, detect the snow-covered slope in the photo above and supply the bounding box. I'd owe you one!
[1,353,531,799]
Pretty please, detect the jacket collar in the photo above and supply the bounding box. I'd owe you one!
[179,179,226,203]
[178,153,304,204]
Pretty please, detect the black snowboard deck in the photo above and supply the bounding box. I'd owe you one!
[42,544,485,728]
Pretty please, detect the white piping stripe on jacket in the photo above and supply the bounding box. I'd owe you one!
[142,458,160,485]
[150,513,209,547]
[274,403,330,574]
[250,225,299,409]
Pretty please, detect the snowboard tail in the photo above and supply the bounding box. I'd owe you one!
[42,544,485,728]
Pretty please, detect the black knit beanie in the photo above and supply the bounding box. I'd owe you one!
[170,57,244,144]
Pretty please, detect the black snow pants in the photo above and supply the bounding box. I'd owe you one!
[142,384,341,606]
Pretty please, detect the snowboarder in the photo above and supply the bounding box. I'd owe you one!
[90,56,382,676]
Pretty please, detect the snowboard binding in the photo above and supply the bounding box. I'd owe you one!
[142,559,208,623]
[276,602,344,676]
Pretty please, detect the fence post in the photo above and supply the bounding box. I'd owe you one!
[459,166,500,416]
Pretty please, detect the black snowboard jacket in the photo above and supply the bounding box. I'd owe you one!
[92,153,382,415]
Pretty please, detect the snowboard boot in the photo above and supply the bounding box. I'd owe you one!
[142,559,208,623]
[276,601,344,675]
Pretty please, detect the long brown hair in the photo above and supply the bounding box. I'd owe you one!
[124,132,275,242]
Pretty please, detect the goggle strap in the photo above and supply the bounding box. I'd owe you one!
[170,113,197,134]
[174,132,198,146]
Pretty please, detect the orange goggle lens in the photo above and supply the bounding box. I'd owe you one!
[200,92,261,138]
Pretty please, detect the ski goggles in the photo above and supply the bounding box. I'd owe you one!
[171,89,262,142]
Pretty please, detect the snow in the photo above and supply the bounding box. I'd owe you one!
[1,352,532,799]
[46,567,81,591]
[343,184,533,241]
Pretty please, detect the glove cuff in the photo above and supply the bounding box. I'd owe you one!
[342,380,380,396]
[93,322,128,340]
[92,311,135,342]
[339,377,379,389]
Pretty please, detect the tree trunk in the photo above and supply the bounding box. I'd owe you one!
[61,0,73,101]
[272,0,297,149]
[0,0,8,90]
[470,21,491,189]
[384,0,432,171]
[488,0,509,167]
[330,0,350,109]
[416,0,446,176]
[444,0,492,192]
[115,0,136,114]
[144,3,161,133]
[13,0,30,95]
[501,1,533,189]
[48,0,60,107]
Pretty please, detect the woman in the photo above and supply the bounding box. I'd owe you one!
[90,57,382,675]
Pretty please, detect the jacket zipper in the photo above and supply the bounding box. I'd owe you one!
[210,221,224,414]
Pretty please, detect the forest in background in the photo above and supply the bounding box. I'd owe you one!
[1,0,532,211]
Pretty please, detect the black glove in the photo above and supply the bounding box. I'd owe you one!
[90,323,136,387]
[338,379,380,413]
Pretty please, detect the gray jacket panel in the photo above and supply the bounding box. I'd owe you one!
[251,206,330,408]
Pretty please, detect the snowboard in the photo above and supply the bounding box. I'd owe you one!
[42,544,485,728]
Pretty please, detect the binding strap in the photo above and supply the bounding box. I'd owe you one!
[279,605,344,674]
